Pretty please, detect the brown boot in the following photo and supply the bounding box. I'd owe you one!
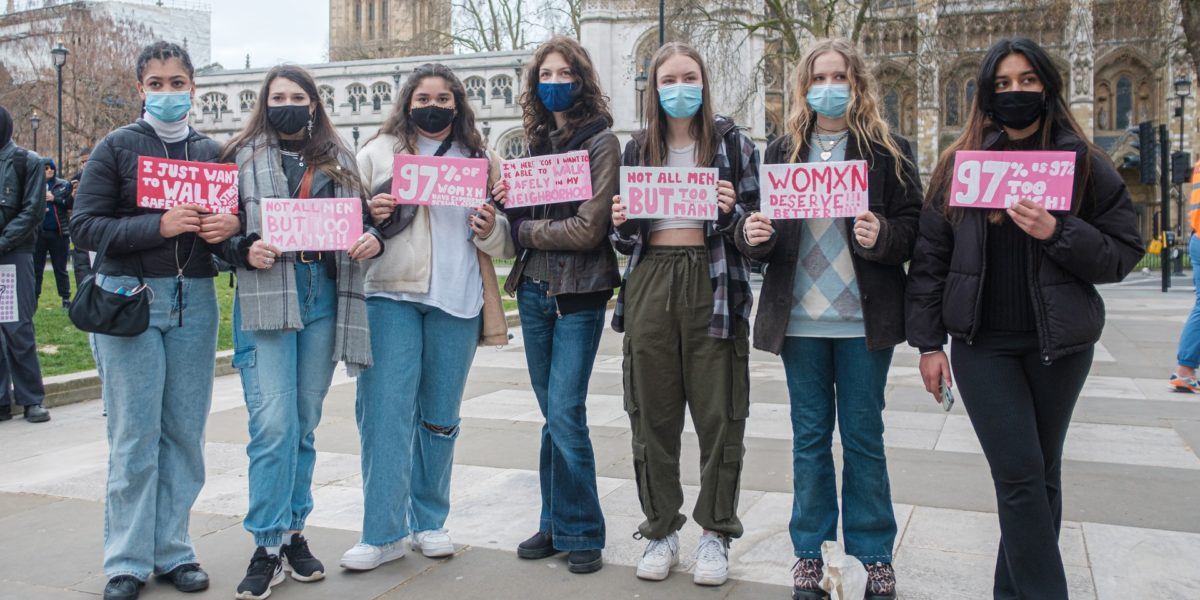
[791,558,827,600]
[864,561,896,600]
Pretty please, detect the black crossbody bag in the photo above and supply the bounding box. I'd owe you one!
[69,230,151,336]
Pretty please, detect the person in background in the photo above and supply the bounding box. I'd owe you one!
[36,158,73,308]
[907,37,1143,599]
[72,41,240,600]
[493,35,620,576]
[1169,158,1200,392]
[70,147,94,283]
[609,41,759,587]
[0,105,49,424]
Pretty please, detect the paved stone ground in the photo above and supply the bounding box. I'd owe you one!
[1,272,1198,599]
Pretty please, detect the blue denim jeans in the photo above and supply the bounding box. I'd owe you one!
[356,298,481,545]
[234,262,338,547]
[517,280,606,550]
[97,275,218,580]
[780,336,896,562]
[1177,235,1200,369]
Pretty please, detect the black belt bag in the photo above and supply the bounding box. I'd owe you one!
[69,231,151,337]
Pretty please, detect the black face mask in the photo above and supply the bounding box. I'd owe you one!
[411,106,455,135]
[267,105,312,135]
[989,91,1045,130]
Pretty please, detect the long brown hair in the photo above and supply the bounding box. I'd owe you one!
[519,36,612,154]
[785,38,910,184]
[219,65,359,191]
[639,42,716,167]
[369,63,486,158]
[927,37,1098,221]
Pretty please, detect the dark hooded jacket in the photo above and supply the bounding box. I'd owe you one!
[42,159,73,235]
[0,106,46,254]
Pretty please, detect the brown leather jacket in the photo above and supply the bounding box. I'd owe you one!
[503,124,622,297]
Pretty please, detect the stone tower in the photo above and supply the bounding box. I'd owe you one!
[329,0,451,61]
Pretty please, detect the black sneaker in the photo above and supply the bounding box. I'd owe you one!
[236,547,284,600]
[24,404,49,423]
[0,410,10,422]
[567,549,603,574]
[103,575,143,600]
[517,531,558,560]
[156,563,208,592]
[281,533,325,582]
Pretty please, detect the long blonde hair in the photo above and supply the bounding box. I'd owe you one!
[785,38,909,183]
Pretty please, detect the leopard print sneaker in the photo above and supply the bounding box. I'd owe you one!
[791,558,827,600]
[864,561,897,599]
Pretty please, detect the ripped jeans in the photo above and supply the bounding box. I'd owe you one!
[356,298,482,545]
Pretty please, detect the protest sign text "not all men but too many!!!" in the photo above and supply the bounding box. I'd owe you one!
[261,197,363,252]
[621,167,720,220]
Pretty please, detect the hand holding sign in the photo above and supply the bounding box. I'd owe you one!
[159,204,204,237]
[949,150,1075,211]
[743,212,774,247]
[1007,198,1058,240]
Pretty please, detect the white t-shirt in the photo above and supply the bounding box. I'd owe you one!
[650,143,707,232]
[370,135,484,319]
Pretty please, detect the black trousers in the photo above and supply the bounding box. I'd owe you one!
[951,332,1093,600]
[34,229,71,302]
[0,252,46,411]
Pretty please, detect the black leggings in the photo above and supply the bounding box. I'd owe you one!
[951,332,1093,600]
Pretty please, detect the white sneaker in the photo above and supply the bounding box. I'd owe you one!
[338,542,406,571]
[411,529,455,558]
[635,532,679,581]
[692,531,729,586]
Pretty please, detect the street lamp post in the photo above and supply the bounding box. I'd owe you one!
[50,41,69,169]
[30,112,40,153]
[658,0,664,46]
[1175,77,1193,275]
[392,66,402,94]
[482,120,491,146]
[352,126,360,152]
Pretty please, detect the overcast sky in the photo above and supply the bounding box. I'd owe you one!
[209,0,329,68]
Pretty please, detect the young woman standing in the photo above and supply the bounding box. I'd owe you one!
[72,41,240,600]
[343,63,513,571]
[492,36,620,575]
[907,37,1143,599]
[216,65,382,600]
[609,42,759,587]
[737,38,921,600]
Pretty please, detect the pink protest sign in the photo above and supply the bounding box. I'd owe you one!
[500,151,593,208]
[620,166,720,220]
[392,154,489,208]
[761,160,869,220]
[949,150,1076,211]
[136,157,239,214]
[260,197,363,252]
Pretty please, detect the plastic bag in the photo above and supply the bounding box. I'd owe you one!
[819,540,867,600]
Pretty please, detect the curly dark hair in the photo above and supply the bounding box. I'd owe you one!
[519,36,612,155]
[136,41,193,82]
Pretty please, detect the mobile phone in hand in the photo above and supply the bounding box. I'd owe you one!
[940,376,955,412]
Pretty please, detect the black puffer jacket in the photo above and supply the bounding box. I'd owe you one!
[906,127,1144,362]
[738,132,922,354]
[0,141,46,254]
[71,120,222,278]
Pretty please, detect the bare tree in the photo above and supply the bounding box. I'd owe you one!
[540,0,583,39]
[451,0,537,52]
[1182,0,1200,84]
[0,7,148,173]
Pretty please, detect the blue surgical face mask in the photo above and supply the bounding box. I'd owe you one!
[657,83,703,119]
[806,84,851,119]
[537,82,579,113]
[144,91,192,123]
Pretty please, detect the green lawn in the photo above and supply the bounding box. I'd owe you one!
[35,270,514,377]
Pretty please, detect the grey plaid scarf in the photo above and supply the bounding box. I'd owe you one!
[234,138,373,375]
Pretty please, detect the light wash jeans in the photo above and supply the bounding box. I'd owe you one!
[781,336,897,562]
[517,280,607,550]
[1176,235,1200,368]
[356,298,481,545]
[98,275,217,580]
[233,262,338,547]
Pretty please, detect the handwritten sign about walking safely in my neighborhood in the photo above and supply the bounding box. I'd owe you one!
[620,166,720,220]
[761,160,869,220]
[260,197,363,252]
[500,151,593,208]
[136,157,239,214]
[949,150,1076,211]
[391,154,489,208]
